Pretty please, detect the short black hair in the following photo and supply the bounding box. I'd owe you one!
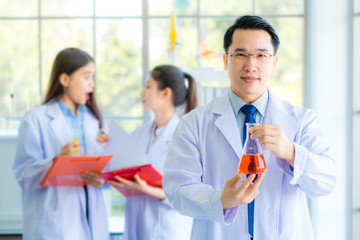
[223,15,280,54]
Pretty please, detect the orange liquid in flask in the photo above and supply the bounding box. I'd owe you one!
[238,154,267,174]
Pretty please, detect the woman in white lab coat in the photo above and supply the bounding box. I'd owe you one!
[13,48,109,240]
[98,65,198,240]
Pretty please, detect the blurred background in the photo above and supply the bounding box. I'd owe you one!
[0,0,359,239]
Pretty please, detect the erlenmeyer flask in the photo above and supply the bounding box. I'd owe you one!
[238,123,267,174]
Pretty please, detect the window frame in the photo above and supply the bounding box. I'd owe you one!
[0,0,306,235]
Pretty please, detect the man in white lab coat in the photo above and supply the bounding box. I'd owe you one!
[162,15,338,240]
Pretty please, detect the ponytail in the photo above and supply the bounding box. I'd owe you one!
[183,72,198,114]
[151,65,199,115]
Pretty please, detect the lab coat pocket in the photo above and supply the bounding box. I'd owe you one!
[27,210,63,240]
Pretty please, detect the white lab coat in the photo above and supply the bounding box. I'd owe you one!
[123,113,193,240]
[163,89,338,240]
[13,99,109,240]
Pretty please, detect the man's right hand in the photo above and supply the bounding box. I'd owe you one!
[221,173,264,210]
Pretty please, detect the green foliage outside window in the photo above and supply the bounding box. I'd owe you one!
[0,0,304,227]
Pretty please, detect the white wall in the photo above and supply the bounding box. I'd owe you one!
[0,137,22,234]
[305,0,351,239]
[353,7,360,239]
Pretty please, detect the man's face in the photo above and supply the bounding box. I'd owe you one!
[223,29,278,103]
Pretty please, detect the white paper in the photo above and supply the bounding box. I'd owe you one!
[103,121,147,170]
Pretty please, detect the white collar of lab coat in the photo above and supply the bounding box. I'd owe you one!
[212,89,298,159]
[45,99,72,146]
[148,112,180,150]
[263,89,298,142]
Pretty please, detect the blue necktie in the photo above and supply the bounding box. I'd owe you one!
[240,104,257,238]
[241,105,257,146]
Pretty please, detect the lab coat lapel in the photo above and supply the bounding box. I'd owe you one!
[148,114,179,162]
[46,100,72,146]
[265,90,298,142]
[262,90,298,168]
[148,129,165,159]
[213,91,242,159]
[255,90,298,238]
[83,112,100,155]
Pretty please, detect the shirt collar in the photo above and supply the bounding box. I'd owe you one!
[229,88,269,118]
[150,112,178,137]
[57,99,87,117]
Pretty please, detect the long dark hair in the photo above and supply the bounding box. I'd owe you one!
[43,48,103,128]
[150,65,198,114]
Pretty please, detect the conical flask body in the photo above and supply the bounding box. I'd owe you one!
[238,123,267,174]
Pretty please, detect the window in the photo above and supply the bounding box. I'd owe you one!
[0,0,305,233]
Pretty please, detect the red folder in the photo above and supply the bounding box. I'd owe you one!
[41,155,112,187]
[100,164,163,197]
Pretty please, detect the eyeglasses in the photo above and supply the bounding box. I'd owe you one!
[227,52,274,63]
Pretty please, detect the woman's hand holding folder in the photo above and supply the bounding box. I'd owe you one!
[81,171,105,188]
[108,174,166,200]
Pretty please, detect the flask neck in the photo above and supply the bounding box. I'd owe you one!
[245,123,259,141]
[244,123,260,154]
